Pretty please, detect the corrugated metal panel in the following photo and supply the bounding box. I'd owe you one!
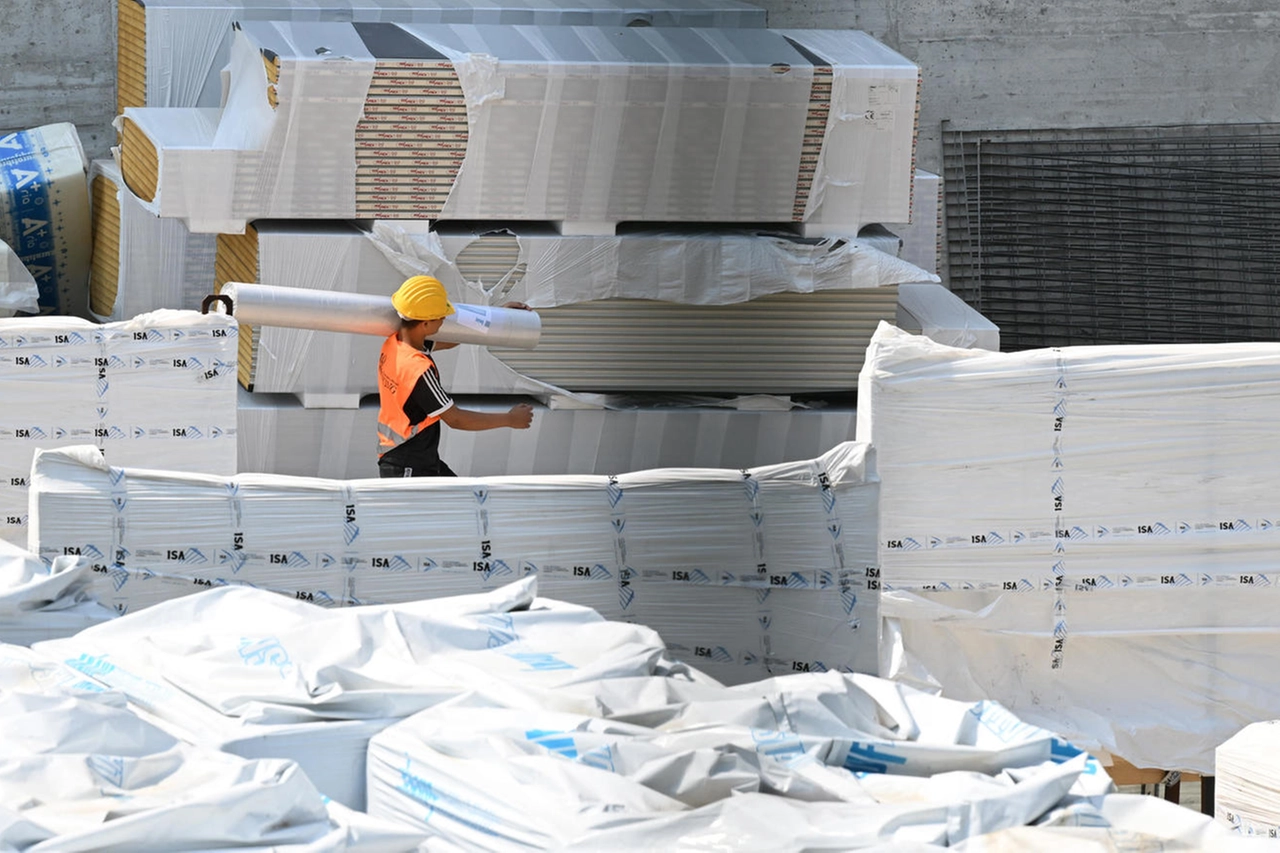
[453,234,897,393]
[491,290,898,393]
[452,235,899,392]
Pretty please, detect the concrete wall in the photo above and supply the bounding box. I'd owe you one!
[1,0,1277,229]
[0,0,116,159]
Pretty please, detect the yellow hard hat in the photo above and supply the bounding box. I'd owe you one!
[391,276,456,321]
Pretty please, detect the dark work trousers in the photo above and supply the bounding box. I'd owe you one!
[377,459,457,478]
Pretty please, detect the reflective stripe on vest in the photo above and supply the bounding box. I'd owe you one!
[376,334,441,456]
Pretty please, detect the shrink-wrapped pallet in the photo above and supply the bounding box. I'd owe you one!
[0,123,91,317]
[0,311,237,546]
[118,22,918,234]
[117,0,767,112]
[861,322,1280,774]
[30,442,877,681]
[1216,721,1280,837]
[216,220,930,403]
[0,238,38,317]
[88,159,216,321]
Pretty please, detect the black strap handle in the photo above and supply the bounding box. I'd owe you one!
[201,294,233,316]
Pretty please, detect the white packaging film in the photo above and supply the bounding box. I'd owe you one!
[88,158,216,321]
[0,123,91,318]
[887,169,941,276]
[124,22,918,233]
[0,238,39,317]
[1215,721,1280,838]
[237,388,861,480]
[29,441,877,682]
[0,310,237,547]
[860,322,1280,775]
[0,642,427,851]
[895,282,1000,351]
[229,220,934,404]
[0,540,115,645]
[128,0,768,111]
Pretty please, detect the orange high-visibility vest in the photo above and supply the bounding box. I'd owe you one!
[377,333,443,456]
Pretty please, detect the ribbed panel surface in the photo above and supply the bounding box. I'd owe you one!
[493,289,898,393]
[119,118,159,203]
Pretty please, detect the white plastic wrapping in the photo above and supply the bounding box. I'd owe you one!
[0,239,39,317]
[887,169,941,276]
[0,670,426,851]
[130,0,768,110]
[0,310,237,546]
[35,578,642,809]
[0,541,115,645]
[233,220,934,403]
[128,23,917,233]
[0,123,91,317]
[236,387,859,479]
[861,322,1280,774]
[87,159,216,321]
[895,282,1000,351]
[30,441,878,681]
[1216,721,1280,837]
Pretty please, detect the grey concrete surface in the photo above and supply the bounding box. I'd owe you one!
[0,0,116,160]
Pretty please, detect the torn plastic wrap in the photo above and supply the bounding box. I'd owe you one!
[0,123,91,317]
[0,310,237,547]
[87,159,216,322]
[29,441,878,682]
[221,219,935,405]
[122,0,768,111]
[236,386,860,479]
[0,238,39,317]
[0,646,427,851]
[0,541,115,644]
[860,322,1280,774]
[118,22,918,233]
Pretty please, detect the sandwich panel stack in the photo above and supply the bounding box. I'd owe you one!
[217,221,927,402]
[88,159,217,321]
[860,323,1280,775]
[118,22,919,234]
[29,441,877,681]
[237,387,860,479]
[0,311,238,546]
[117,0,768,112]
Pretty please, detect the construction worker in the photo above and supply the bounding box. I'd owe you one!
[377,275,534,477]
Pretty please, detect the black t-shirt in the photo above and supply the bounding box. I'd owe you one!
[379,343,454,473]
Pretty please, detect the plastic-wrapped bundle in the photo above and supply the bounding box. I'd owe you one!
[117,0,767,111]
[1216,721,1280,837]
[0,310,237,546]
[0,239,38,318]
[0,541,115,644]
[30,442,877,682]
[118,22,918,234]
[861,321,1280,774]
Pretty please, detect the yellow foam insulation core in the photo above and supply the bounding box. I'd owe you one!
[117,0,147,113]
[215,225,260,390]
[88,174,123,318]
[119,118,159,204]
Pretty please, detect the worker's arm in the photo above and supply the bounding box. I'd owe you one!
[439,402,533,431]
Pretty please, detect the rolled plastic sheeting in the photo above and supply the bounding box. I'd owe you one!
[216,281,541,349]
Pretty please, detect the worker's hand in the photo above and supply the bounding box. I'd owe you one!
[502,301,532,311]
[507,403,534,429]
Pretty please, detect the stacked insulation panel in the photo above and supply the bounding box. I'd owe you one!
[118,22,919,235]
[0,311,238,547]
[860,323,1280,776]
[29,441,877,683]
[215,221,929,404]
[88,159,217,321]
[117,0,767,113]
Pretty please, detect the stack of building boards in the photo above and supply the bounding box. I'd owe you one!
[117,0,767,113]
[29,441,877,684]
[215,220,929,404]
[860,322,1280,778]
[0,311,238,547]
[88,159,216,322]
[118,21,919,234]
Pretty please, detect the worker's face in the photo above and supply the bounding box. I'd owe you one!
[403,317,445,351]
